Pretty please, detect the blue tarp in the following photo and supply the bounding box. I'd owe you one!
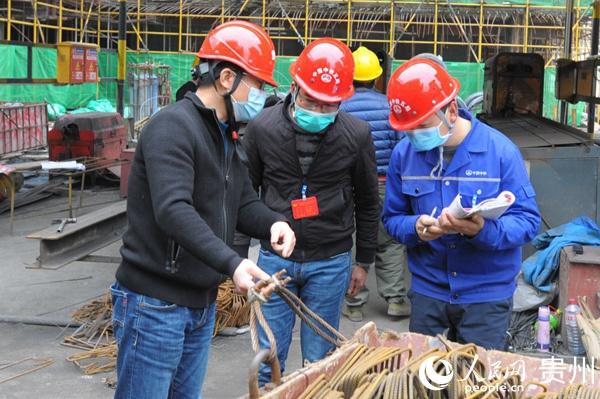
[522,216,600,292]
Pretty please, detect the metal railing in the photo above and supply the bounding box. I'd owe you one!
[0,0,594,63]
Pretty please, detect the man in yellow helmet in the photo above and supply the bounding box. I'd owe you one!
[340,46,410,322]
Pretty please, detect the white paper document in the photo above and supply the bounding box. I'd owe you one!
[447,190,515,220]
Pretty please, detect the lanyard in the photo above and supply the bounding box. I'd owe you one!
[301,184,308,200]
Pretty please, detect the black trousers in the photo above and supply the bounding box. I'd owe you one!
[408,291,513,350]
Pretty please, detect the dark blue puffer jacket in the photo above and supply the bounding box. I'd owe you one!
[340,88,405,176]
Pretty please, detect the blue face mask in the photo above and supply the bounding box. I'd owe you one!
[232,86,269,122]
[406,118,452,152]
[294,103,338,133]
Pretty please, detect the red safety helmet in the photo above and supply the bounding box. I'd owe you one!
[387,58,460,130]
[198,20,278,87]
[289,38,355,103]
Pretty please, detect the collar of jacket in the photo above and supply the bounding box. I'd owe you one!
[423,109,489,175]
[272,93,343,175]
[355,87,379,94]
[183,90,229,139]
[184,90,219,117]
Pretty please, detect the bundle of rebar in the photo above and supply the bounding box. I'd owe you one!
[63,293,116,375]
[214,279,251,336]
[294,338,600,399]
[63,293,113,351]
[533,385,600,399]
[577,297,600,369]
[63,280,250,375]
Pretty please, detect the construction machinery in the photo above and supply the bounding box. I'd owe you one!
[478,53,600,236]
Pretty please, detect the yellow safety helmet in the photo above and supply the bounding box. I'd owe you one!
[352,46,383,82]
[191,56,200,68]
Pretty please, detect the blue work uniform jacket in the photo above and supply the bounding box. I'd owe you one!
[382,110,541,304]
[340,88,404,176]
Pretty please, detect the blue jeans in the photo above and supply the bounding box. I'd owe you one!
[257,249,352,386]
[408,290,513,350]
[110,282,216,399]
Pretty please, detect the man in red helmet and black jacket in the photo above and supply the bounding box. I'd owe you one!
[242,38,380,386]
[110,21,295,399]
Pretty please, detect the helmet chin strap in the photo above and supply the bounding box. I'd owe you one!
[208,62,244,141]
[429,106,455,178]
[430,147,444,178]
[200,61,250,164]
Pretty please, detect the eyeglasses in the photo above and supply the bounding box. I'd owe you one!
[295,91,340,113]
[238,74,266,91]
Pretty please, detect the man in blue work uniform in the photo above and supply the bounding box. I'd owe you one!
[382,58,541,350]
[340,46,409,322]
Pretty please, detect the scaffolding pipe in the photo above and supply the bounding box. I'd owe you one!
[7,0,11,41]
[117,0,126,116]
[79,0,84,41]
[524,0,530,52]
[33,0,38,43]
[434,0,439,54]
[96,0,101,47]
[178,0,183,51]
[389,1,395,56]
[58,0,63,43]
[560,0,575,124]
[304,0,309,45]
[588,0,600,134]
[478,0,484,60]
[137,0,141,50]
[80,0,95,43]
[347,0,352,47]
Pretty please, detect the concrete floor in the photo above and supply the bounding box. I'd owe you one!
[0,188,409,399]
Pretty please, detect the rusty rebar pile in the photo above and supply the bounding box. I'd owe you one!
[62,280,250,375]
[63,293,116,375]
[214,279,251,336]
[577,297,600,369]
[294,338,600,399]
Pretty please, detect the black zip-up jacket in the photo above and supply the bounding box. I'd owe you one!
[117,92,286,308]
[243,94,379,264]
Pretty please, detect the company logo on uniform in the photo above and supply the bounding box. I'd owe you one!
[312,67,340,85]
[389,98,413,115]
[418,355,454,391]
[465,169,488,177]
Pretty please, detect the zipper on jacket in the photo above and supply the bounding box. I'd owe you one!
[223,159,231,245]
[165,238,181,273]
[296,130,329,262]
[214,114,233,244]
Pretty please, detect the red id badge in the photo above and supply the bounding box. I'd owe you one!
[291,196,320,220]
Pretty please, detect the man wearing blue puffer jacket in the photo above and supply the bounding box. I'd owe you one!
[340,46,409,322]
[383,58,541,350]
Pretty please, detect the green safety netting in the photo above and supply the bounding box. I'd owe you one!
[0,44,585,125]
[0,44,28,78]
[47,103,66,120]
[32,47,57,79]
